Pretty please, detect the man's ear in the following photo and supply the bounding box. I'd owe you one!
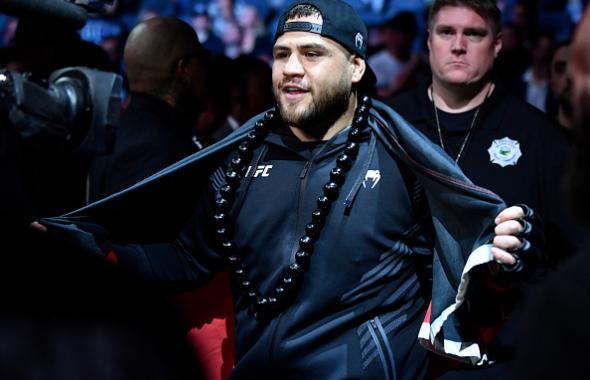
[351,56,366,84]
[494,33,503,58]
[175,57,194,82]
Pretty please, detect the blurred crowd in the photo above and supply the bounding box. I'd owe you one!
[1,0,588,119]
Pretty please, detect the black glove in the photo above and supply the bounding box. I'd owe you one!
[500,204,546,277]
[40,217,111,260]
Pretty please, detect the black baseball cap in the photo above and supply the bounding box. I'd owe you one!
[274,0,377,88]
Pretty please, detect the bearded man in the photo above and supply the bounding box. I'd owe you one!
[38,0,542,378]
[549,41,574,133]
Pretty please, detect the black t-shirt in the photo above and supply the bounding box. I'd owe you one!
[388,82,584,264]
[434,107,479,161]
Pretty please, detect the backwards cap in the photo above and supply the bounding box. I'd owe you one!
[274,0,376,87]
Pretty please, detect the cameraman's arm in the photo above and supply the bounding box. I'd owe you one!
[1,121,36,232]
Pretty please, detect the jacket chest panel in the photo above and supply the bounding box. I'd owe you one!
[229,141,420,296]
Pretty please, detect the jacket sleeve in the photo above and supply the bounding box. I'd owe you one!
[369,100,509,364]
[41,179,226,289]
[108,170,228,286]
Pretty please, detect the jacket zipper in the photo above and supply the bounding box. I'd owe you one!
[292,160,312,259]
[271,157,319,365]
[300,161,311,179]
[367,317,397,380]
[291,144,330,259]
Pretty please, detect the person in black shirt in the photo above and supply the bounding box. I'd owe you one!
[87,17,237,380]
[388,0,578,263]
[89,16,208,201]
[388,0,581,378]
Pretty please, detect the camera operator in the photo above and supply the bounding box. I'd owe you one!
[0,8,204,379]
[2,16,116,222]
[0,114,35,236]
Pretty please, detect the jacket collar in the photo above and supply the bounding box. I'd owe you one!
[264,120,371,161]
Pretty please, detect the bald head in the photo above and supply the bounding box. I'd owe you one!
[124,17,203,93]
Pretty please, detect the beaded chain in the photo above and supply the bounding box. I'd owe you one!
[213,95,373,322]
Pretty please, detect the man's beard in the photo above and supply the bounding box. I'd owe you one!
[275,79,352,133]
[566,89,590,223]
[558,94,574,119]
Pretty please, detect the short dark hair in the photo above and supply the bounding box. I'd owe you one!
[427,0,501,36]
[384,11,418,37]
[283,4,321,21]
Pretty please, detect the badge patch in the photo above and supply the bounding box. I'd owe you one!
[487,137,522,167]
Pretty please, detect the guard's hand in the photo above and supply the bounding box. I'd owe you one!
[491,204,545,275]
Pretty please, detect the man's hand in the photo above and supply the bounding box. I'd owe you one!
[492,206,524,266]
[491,204,545,274]
[32,218,111,260]
[30,221,47,232]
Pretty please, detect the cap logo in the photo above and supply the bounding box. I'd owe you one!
[355,32,364,50]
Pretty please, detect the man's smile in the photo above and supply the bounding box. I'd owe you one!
[281,83,310,102]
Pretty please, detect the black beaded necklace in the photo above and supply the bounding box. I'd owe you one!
[213,95,372,322]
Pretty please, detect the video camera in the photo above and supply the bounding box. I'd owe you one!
[0,0,115,29]
[0,0,122,155]
[0,67,122,155]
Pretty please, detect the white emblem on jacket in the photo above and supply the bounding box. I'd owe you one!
[362,170,381,189]
[487,137,522,167]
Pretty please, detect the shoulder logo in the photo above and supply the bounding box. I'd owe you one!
[362,169,381,189]
[355,32,364,50]
[487,137,522,167]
